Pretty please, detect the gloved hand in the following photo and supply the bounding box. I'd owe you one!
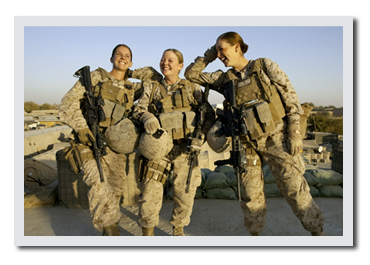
[125,68,133,78]
[204,45,217,63]
[77,128,95,146]
[140,112,160,134]
[286,123,303,156]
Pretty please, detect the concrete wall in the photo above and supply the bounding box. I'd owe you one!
[24,125,72,157]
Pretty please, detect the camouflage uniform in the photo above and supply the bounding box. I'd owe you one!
[185,56,325,235]
[134,79,215,229]
[59,67,161,231]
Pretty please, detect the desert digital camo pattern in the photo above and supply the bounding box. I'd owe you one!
[133,78,203,118]
[138,143,202,228]
[239,132,324,234]
[82,147,127,231]
[135,79,204,230]
[185,56,304,116]
[185,55,324,235]
[59,66,161,232]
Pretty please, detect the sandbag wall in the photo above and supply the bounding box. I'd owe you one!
[166,164,343,200]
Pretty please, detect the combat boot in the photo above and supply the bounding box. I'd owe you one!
[173,226,185,236]
[311,227,326,236]
[142,227,154,236]
[102,224,120,236]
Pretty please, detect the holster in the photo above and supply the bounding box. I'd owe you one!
[63,140,94,174]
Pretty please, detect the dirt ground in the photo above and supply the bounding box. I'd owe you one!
[21,139,346,247]
[24,197,343,237]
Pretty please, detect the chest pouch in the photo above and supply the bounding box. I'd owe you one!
[241,101,275,140]
[159,88,192,113]
[159,111,184,140]
[184,111,196,136]
[99,99,126,127]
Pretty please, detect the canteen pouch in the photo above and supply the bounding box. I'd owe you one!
[255,101,275,134]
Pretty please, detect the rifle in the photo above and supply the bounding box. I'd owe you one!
[214,80,247,201]
[185,84,211,193]
[74,65,107,183]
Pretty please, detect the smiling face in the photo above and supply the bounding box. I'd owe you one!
[216,38,241,68]
[159,50,184,82]
[110,45,133,71]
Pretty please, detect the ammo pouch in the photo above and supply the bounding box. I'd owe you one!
[63,141,94,174]
[141,160,169,185]
[241,101,276,140]
[159,111,196,140]
[245,148,262,166]
[98,99,127,127]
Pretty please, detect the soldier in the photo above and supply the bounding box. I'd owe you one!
[59,44,162,236]
[133,49,215,236]
[184,32,326,236]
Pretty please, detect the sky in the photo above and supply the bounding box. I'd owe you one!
[23,24,344,107]
[11,7,360,255]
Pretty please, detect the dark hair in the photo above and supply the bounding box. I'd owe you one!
[111,44,133,61]
[217,32,249,54]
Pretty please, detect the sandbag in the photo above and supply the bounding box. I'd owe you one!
[318,185,343,198]
[303,171,320,186]
[200,168,212,189]
[264,183,283,197]
[195,188,206,199]
[306,169,343,187]
[203,172,230,190]
[215,165,235,174]
[205,187,237,200]
[215,165,238,186]
[309,185,320,197]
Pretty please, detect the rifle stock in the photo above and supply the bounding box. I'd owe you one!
[74,66,107,183]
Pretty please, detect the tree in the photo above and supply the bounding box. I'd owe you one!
[40,103,53,110]
[24,101,39,113]
[307,115,343,135]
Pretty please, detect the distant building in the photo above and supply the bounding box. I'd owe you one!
[332,108,343,118]
[24,110,63,130]
[310,108,333,116]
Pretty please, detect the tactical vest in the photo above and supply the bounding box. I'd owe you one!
[148,79,198,141]
[225,59,286,140]
[93,68,135,127]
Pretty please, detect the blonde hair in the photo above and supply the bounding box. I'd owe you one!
[163,48,184,64]
[217,32,249,54]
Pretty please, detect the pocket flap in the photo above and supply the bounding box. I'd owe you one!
[255,102,273,124]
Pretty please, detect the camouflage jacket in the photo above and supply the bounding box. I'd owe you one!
[133,78,215,135]
[184,56,304,117]
[59,67,162,132]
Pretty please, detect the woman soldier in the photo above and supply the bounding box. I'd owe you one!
[184,32,326,236]
[133,49,215,236]
[59,44,162,236]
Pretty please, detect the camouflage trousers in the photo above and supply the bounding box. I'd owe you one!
[82,147,127,231]
[240,131,325,235]
[138,143,201,228]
